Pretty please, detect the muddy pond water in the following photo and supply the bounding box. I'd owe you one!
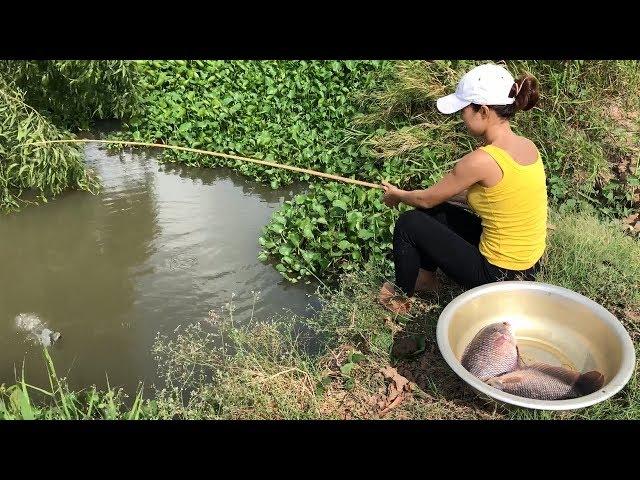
[0,142,320,393]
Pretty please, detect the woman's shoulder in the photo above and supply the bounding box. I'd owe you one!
[458,147,495,165]
[468,145,501,163]
[454,148,497,175]
[486,135,538,152]
[518,136,539,152]
[482,137,540,164]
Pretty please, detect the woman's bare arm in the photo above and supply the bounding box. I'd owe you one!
[391,151,488,209]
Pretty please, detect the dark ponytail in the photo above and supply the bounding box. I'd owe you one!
[510,74,540,112]
[471,73,540,120]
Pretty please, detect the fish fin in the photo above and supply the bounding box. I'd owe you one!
[487,372,523,389]
[486,377,505,390]
[575,371,605,396]
[495,372,524,385]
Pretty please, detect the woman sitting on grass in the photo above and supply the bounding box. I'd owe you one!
[379,63,548,315]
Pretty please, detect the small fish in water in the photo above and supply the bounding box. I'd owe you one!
[37,328,62,347]
[487,363,605,400]
[461,322,520,381]
[14,313,61,347]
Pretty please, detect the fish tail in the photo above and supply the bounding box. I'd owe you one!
[575,371,605,395]
[486,377,505,390]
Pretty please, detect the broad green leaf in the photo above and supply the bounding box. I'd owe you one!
[337,240,351,251]
[332,199,348,211]
[340,363,355,376]
[357,229,374,240]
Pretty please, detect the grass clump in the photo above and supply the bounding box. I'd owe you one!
[0,61,139,212]
[0,78,99,213]
[151,314,322,420]
[0,349,152,420]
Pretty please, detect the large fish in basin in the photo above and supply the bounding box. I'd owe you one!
[487,364,605,400]
[460,321,520,381]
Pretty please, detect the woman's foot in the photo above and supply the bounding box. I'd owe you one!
[414,269,441,293]
[378,281,396,303]
[378,282,412,315]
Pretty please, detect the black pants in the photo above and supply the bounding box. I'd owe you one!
[392,203,540,296]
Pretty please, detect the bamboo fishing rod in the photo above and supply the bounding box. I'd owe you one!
[22,139,384,190]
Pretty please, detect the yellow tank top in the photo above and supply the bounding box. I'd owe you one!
[467,144,548,270]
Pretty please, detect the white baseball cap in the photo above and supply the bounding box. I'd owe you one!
[436,63,516,114]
